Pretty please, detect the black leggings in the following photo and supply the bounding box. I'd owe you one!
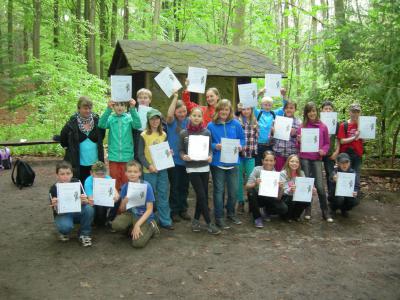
[189,172,211,224]
[248,189,288,219]
[282,194,309,219]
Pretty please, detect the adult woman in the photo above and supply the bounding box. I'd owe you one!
[60,96,105,184]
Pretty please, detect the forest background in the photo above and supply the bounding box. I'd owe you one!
[0,0,399,167]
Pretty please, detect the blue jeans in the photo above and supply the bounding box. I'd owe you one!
[211,166,238,219]
[144,170,172,227]
[237,157,255,203]
[54,204,94,236]
[168,164,189,215]
[300,159,328,212]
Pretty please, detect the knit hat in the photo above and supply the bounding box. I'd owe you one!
[147,108,162,120]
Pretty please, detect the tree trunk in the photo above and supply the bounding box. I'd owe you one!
[23,7,29,63]
[311,0,318,91]
[391,121,400,168]
[99,0,106,78]
[173,0,180,42]
[275,0,282,69]
[232,0,245,46]
[380,118,386,157]
[110,0,117,46]
[7,0,13,64]
[292,0,301,96]
[222,0,233,45]
[123,0,129,39]
[75,0,82,52]
[152,0,161,40]
[334,0,351,60]
[87,0,97,74]
[54,0,59,48]
[284,0,289,74]
[32,0,41,59]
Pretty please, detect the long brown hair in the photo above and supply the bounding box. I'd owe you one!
[302,102,320,126]
[212,99,234,123]
[146,116,164,136]
[283,154,302,179]
[238,107,257,126]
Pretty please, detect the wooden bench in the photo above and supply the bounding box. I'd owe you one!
[0,139,59,147]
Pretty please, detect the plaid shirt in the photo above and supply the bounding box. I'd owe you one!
[241,121,259,158]
[273,117,301,157]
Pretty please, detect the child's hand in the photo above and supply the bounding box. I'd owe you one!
[113,191,120,202]
[80,194,89,204]
[88,197,94,206]
[318,149,326,156]
[279,181,284,189]
[207,156,212,163]
[185,78,190,88]
[183,154,191,162]
[256,178,262,186]
[270,127,275,135]
[280,88,287,98]
[354,130,360,140]
[148,165,158,173]
[258,87,266,96]
[333,175,337,182]
[237,103,243,111]
[50,197,58,208]
[107,100,115,109]
[312,187,317,195]
[129,98,136,107]
[132,224,143,240]
[290,184,296,193]
[215,144,222,151]
[170,149,174,156]
[237,146,242,152]
[172,89,179,98]
[353,191,358,197]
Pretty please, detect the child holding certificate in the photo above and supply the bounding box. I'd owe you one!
[166,91,190,223]
[49,161,94,247]
[111,161,159,248]
[279,154,311,221]
[182,79,220,126]
[207,99,245,229]
[84,161,119,228]
[236,104,259,214]
[98,99,142,191]
[138,109,174,230]
[179,107,220,234]
[329,153,360,218]
[246,151,287,228]
[297,102,332,222]
[272,100,301,171]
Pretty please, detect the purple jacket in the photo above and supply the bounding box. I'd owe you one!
[297,121,330,160]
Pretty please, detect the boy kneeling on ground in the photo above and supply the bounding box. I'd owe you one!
[329,153,360,218]
[49,161,94,247]
[110,160,159,248]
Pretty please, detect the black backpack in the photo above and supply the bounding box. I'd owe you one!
[11,159,36,189]
[257,110,276,122]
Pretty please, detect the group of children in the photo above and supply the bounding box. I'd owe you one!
[50,81,364,248]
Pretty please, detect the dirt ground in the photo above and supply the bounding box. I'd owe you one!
[0,157,399,300]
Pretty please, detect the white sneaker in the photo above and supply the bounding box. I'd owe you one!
[304,215,311,220]
[58,234,70,242]
[326,217,334,223]
[79,235,92,247]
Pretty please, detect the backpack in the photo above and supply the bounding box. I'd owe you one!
[11,159,36,189]
[257,110,276,122]
[0,147,12,170]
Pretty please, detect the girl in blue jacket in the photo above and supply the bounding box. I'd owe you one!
[207,99,245,230]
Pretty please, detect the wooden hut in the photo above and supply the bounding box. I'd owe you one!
[108,40,283,114]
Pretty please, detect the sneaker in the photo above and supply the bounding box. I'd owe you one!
[192,220,201,232]
[304,215,311,220]
[105,221,116,233]
[179,211,191,221]
[237,203,245,215]
[341,209,349,218]
[160,224,175,230]
[171,214,181,223]
[216,218,230,230]
[79,235,92,247]
[207,223,221,235]
[254,217,264,228]
[227,215,242,225]
[322,210,333,223]
[58,234,70,242]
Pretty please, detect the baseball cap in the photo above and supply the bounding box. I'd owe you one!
[349,103,361,112]
[337,153,351,163]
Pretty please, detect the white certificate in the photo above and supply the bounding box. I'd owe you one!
[220,138,240,164]
[126,182,147,210]
[56,182,81,214]
[358,116,376,139]
[93,178,116,207]
[320,112,338,135]
[293,177,314,202]
[149,141,175,170]
[154,67,182,98]
[301,128,319,153]
[273,116,293,141]
[111,75,132,102]
[265,74,282,97]
[188,135,209,161]
[258,170,281,198]
[238,83,258,108]
[187,67,207,94]
[138,105,152,130]
[335,172,356,197]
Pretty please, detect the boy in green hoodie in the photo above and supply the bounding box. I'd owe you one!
[99,99,141,190]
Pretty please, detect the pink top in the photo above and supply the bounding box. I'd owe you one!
[297,121,330,161]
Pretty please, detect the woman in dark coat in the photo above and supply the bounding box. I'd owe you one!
[60,96,105,184]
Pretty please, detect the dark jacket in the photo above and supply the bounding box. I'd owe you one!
[329,166,360,197]
[60,114,105,179]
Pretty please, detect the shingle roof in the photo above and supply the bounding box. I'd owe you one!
[109,40,283,77]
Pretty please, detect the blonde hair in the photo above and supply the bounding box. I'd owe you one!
[261,96,273,104]
[137,88,152,100]
[283,154,302,179]
[238,107,257,126]
[206,87,220,106]
[212,99,234,123]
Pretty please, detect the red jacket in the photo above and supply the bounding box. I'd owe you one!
[182,90,215,127]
